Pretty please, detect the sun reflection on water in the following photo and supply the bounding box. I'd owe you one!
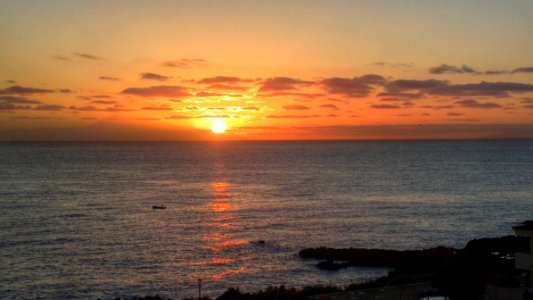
[193,181,248,282]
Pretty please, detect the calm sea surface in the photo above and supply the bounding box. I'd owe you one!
[1,140,532,299]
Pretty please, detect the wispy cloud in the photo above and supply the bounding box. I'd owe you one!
[167,115,193,120]
[99,76,121,81]
[377,91,423,101]
[370,62,413,68]
[386,80,533,97]
[0,95,42,104]
[197,76,252,84]
[455,99,502,109]
[266,114,319,119]
[90,100,117,105]
[141,105,173,111]
[0,85,55,95]
[73,52,104,60]
[428,64,477,74]
[195,91,240,98]
[33,104,65,111]
[121,85,191,97]
[283,105,309,110]
[511,67,533,74]
[53,55,69,61]
[447,112,464,116]
[319,104,339,110]
[161,59,206,68]
[141,72,171,81]
[371,104,401,109]
[205,84,249,92]
[321,74,386,97]
[259,77,314,92]
[69,104,135,112]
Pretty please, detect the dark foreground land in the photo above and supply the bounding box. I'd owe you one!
[118,224,532,300]
[300,234,529,299]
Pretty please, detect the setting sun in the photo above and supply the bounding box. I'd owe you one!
[211,119,226,134]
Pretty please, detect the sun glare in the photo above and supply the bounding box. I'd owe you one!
[211,119,226,134]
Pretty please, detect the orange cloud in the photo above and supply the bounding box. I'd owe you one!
[121,85,191,97]
[161,58,205,68]
[283,105,309,110]
[0,85,54,95]
[259,77,314,92]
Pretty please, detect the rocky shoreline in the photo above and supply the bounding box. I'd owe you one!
[117,222,532,300]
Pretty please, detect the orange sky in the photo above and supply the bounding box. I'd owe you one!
[1,1,532,140]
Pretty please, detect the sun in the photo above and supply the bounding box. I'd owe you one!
[211,119,226,134]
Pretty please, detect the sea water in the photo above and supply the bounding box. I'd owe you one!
[1,140,532,299]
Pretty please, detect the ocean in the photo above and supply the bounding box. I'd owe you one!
[1,140,532,299]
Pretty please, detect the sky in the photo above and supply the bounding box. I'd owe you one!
[1,0,532,140]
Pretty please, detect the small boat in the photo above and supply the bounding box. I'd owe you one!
[152,205,166,209]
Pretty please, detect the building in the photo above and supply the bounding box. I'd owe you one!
[513,221,533,286]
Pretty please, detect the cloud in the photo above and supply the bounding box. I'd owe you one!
[428,64,477,74]
[455,99,502,109]
[70,105,99,111]
[206,84,249,92]
[92,95,112,99]
[433,82,533,97]
[99,76,120,81]
[319,104,339,110]
[265,114,319,119]
[194,114,233,119]
[167,115,193,120]
[243,106,260,110]
[121,85,191,97]
[73,52,104,60]
[511,67,533,73]
[0,104,31,111]
[195,91,240,98]
[33,104,65,111]
[6,80,16,84]
[321,74,386,97]
[258,91,324,99]
[12,116,62,120]
[0,101,64,111]
[259,77,314,92]
[105,105,135,112]
[483,70,507,75]
[90,100,117,105]
[447,112,464,116]
[371,104,401,109]
[386,80,533,97]
[161,59,206,68]
[69,105,135,112]
[421,105,454,110]
[0,96,42,104]
[59,89,73,93]
[53,55,69,61]
[377,91,423,101]
[370,62,413,68]
[0,85,55,95]
[141,72,171,81]
[386,79,448,92]
[141,105,173,111]
[283,105,309,110]
[197,76,252,84]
